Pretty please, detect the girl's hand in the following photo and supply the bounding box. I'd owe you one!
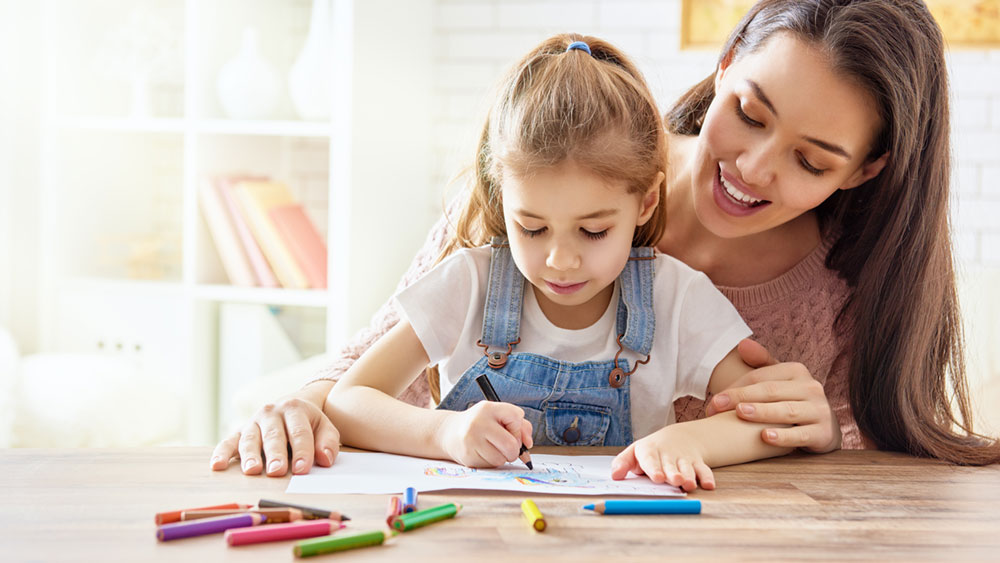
[610,425,714,492]
[209,381,341,477]
[438,401,533,468]
[705,339,841,453]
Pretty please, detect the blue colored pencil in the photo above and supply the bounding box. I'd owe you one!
[402,487,418,513]
[582,499,701,515]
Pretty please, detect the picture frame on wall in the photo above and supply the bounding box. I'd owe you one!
[680,0,1000,50]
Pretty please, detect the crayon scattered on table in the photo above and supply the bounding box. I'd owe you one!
[155,503,252,525]
[386,496,402,526]
[390,503,462,532]
[258,499,350,521]
[294,529,396,558]
[157,513,266,541]
[582,499,701,515]
[226,520,343,546]
[521,498,546,531]
[402,487,418,513]
[181,507,303,523]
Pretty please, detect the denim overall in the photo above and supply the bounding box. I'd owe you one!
[436,238,655,447]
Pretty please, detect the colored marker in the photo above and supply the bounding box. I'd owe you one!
[385,496,402,526]
[294,529,396,558]
[521,499,546,532]
[155,502,252,525]
[258,499,350,521]
[226,520,343,546]
[182,507,303,523]
[583,499,701,515]
[475,374,533,469]
[390,503,462,532]
[402,487,418,513]
[157,513,266,541]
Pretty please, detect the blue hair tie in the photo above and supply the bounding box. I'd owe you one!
[566,41,592,55]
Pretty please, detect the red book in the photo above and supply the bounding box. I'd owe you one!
[268,204,328,289]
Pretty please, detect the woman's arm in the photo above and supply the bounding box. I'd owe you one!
[326,319,534,467]
[611,348,792,491]
[705,339,842,453]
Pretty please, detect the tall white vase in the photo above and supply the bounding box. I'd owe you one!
[288,0,333,121]
[216,27,280,120]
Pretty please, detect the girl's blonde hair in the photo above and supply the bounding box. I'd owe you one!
[442,33,667,260]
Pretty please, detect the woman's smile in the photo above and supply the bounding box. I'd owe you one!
[713,165,771,217]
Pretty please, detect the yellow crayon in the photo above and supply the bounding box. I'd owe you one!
[521,499,546,532]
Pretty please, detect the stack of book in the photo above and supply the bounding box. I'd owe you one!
[199,176,328,289]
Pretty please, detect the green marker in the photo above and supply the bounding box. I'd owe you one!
[293,529,395,558]
[390,502,462,532]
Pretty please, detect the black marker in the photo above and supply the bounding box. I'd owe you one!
[475,374,533,470]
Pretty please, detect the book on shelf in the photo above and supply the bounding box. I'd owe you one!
[198,179,256,287]
[232,180,311,290]
[215,176,280,288]
[269,204,328,289]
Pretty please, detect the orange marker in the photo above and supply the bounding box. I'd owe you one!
[385,497,402,526]
[155,503,252,525]
[226,520,343,546]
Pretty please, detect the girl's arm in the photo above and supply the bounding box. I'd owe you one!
[611,348,793,491]
[326,319,533,467]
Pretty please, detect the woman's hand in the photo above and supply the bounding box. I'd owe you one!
[705,339,841,453]
[209,380,341,476]
[610,424,714,492]
[437,401,533,468]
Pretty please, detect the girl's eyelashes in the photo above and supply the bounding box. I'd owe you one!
[517,224,608,240]
[519,225,546,238]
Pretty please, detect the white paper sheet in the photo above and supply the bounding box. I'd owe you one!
[286,452,684,497]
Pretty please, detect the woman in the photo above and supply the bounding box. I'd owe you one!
[211,0,1000,477]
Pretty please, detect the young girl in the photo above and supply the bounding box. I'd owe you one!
[325,36,789,491]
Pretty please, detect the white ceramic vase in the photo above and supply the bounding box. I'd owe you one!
[288,0,333,120]
[216,27,280,120]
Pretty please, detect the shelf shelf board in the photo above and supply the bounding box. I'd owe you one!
[60,117,333,137]
[196,119,333,137]
[193,284,331,307]
[59,277,186,296]
[63,116,187,134]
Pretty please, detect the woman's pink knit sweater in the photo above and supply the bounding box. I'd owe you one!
[312,210,868,449]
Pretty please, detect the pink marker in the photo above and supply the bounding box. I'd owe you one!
[224,519,344,546]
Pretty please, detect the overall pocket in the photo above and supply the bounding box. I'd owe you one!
[543,402,612,446]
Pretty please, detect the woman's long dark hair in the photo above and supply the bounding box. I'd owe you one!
[668,0,999,465]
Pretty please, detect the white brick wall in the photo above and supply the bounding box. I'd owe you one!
[431,0,1000,270]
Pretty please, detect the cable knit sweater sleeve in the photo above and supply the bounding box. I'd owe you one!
[671,233,869,448]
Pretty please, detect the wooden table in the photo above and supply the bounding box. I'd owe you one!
[1,447,998,561]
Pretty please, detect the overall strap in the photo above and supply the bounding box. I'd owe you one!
[480,237,524,350]
[614,246,656,357]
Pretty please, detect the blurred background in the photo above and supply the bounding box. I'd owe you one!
[0,0,998,448]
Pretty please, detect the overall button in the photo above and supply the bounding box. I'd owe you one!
[466,401,477,410]
[562,416,581,444]
[487,352,507,369]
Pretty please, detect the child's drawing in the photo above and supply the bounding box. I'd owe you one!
[424,461,595,488]
[286,452,685,497]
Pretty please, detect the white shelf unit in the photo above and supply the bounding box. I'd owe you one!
[37,0,433,445]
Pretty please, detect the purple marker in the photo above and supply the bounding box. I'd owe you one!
[156,513,266,541]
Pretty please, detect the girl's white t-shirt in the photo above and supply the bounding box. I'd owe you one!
[394,245,752,439]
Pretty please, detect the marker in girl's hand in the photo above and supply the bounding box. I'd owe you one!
[475,374,533,469]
